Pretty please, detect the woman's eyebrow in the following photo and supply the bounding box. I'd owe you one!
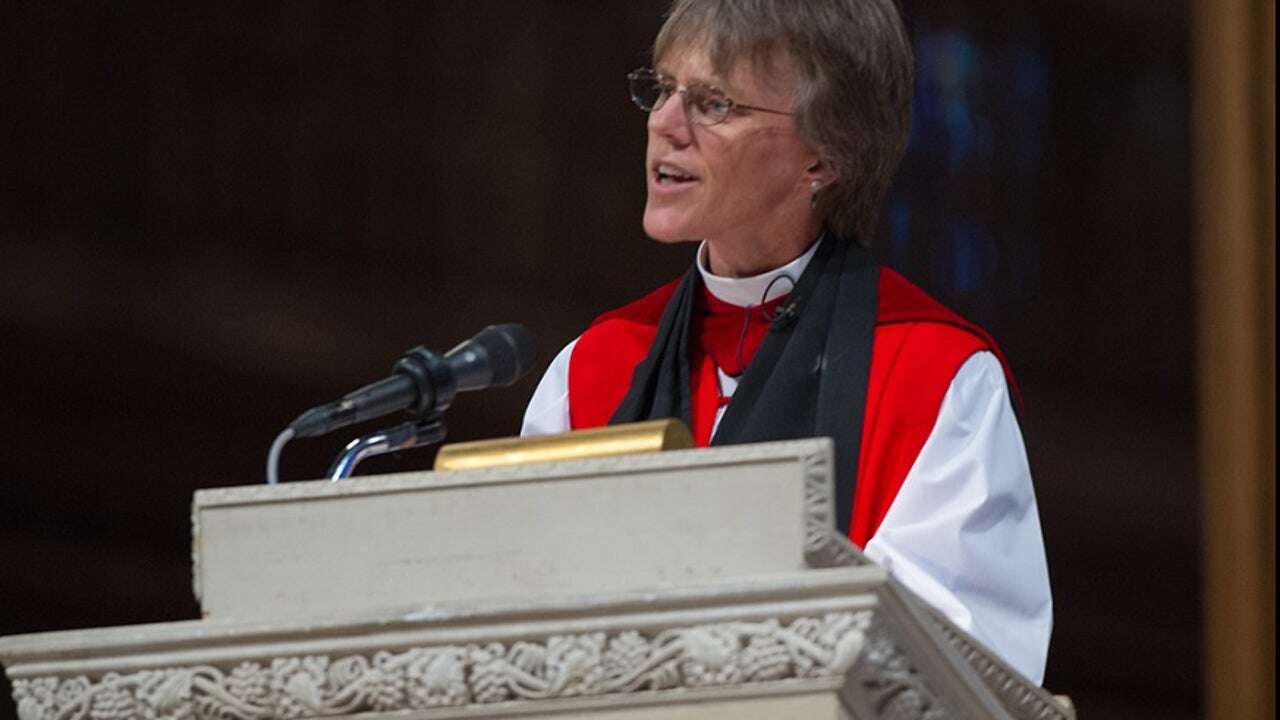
[655,67,726,90]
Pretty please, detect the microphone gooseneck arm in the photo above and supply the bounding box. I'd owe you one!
[326,416,447,481]
[266,427,295,486]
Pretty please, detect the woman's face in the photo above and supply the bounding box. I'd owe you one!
[642,48,825,253]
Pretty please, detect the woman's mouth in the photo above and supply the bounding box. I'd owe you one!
[654,163,698,185]
[651,163,699,195]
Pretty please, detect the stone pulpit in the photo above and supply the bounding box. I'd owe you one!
[0,438,1073,719]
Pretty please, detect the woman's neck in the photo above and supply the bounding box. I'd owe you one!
[703,220,825,277]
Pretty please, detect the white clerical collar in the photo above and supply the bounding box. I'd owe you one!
[696,237,822,308]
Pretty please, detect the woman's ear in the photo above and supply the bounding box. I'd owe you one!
[805,155,838,187]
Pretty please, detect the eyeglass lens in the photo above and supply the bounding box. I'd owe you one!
[628,70,731,125]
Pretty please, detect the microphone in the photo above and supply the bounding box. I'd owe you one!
[288,324,534,439]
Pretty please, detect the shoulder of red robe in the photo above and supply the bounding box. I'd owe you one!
[875,267,1022,411]
[848,267,1022,547]
[569,277,682,429]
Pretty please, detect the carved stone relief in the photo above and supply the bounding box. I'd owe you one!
[852,629,956,720]
[10,611,872,720]
[801,446,866,568]
[926,611,1071,720]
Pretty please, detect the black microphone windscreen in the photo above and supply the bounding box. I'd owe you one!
[470,324,534,386]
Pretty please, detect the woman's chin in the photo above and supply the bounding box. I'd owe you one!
[642,213,699,244]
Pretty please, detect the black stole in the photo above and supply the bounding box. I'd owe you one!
[608,233,879,534]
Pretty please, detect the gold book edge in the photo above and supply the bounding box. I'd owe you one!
[434,419,695,471]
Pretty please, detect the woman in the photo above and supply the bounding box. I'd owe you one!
[522,0,1052,685]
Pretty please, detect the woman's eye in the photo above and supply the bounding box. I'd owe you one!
[700,96,731,116]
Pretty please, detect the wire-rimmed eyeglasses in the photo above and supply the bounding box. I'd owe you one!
[627,68,793,126]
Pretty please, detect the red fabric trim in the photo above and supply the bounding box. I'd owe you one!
[586,278,682,329]
[877,268,1022,410]
[846,269,1014,547]
[694,286,787,377]
[848,322,987,546]
[568,280,678,429]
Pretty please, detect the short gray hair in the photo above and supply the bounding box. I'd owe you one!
[654,0,914,242]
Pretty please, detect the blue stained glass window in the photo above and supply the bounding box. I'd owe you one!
[882,17,1049,334]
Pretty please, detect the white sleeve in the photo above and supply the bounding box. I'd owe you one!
[520,338,577,437]
[863,351,1053,685]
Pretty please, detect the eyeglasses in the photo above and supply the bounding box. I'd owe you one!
[627,68,793,126]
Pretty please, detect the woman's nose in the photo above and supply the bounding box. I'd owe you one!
[647,92,692,144]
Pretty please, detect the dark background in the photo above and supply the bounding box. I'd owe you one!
[0,2,1196,718]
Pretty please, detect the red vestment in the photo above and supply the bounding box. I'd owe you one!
[566,267,1016,548]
